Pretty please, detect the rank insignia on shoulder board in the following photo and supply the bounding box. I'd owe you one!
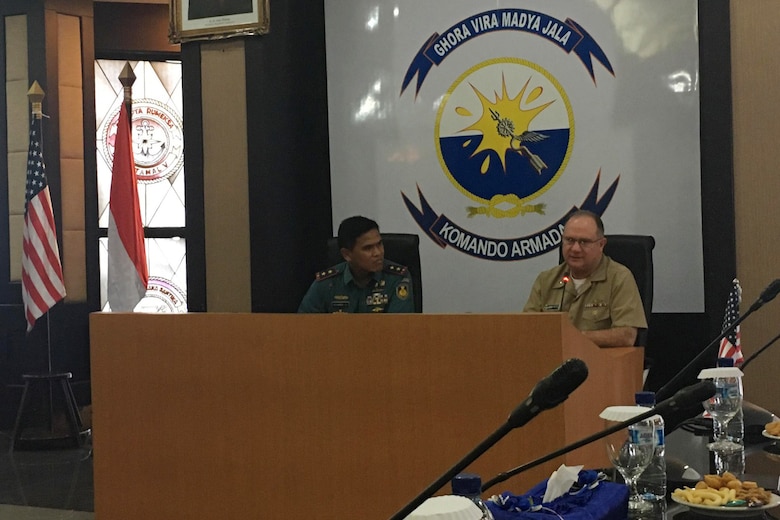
[384,263,408,276]
[315,267,341,281]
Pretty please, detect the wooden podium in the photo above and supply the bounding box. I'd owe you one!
[89,313,643,520]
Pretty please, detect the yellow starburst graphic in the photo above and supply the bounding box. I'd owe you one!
[456,75,553,173]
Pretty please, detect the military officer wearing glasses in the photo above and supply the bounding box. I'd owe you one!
[523,210,647,347]
[298,216,414,313]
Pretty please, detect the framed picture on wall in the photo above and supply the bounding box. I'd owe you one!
[169,0,269,43]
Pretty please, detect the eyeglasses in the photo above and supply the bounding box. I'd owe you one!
[562,237,603,248]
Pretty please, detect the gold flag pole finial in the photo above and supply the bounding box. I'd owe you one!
[28,80,45,119]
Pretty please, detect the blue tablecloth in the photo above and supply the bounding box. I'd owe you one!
[485,470,629,520]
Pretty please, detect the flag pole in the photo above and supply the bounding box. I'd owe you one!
[28,81,53,372]
[107,62,148,312]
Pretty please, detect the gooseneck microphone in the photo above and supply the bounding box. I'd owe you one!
[747,278,780,313]
[508,357,588,428]
[558,275,570,312]
[388,358,588,520]
[481,380,716,492]
[656,278,780,401]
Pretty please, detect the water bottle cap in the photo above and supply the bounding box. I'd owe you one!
[451,473,482,496]
[717,357,735,367]
[635,391,656,407]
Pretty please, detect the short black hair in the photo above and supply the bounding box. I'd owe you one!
[565,209,604,236]
[337,216,379,250]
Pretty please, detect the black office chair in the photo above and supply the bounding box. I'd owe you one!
[326,233,423,313]
[558,234,655,346]
[603,235,655,347]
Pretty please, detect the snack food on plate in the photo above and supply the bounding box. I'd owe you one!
[765,421,780,437]
[672,471,773,507]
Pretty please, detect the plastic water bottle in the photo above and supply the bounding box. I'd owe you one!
[635,391,666,519]
[714,357,745,476]
[451,473,494,520]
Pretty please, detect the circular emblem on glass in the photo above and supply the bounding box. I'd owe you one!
[435,58,574,213]
[100,99,184,183]
[135,276,187,313]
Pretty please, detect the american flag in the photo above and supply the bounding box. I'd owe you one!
[717,278,743,365]
[21,115,66,332]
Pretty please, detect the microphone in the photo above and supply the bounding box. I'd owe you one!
[388,358,588,520]
[656,278,780,401]
[748,278,780,312]
[508,357,588,428]
[558,275,570,312]
[481,380,716,492]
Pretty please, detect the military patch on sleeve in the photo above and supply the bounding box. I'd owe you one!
[384,263,408,276]
[396,283,410,300]
[315,266,341,281]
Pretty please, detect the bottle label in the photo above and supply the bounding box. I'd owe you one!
[629,427,654,445]
[726,384,741,399]
[656,427,665,447]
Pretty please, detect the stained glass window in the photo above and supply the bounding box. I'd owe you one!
[95,59,187,311]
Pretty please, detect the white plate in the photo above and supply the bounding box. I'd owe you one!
[762,429,780,440]
[671,492,780,517]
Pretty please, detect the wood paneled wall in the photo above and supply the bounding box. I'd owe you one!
[730,0,780,413]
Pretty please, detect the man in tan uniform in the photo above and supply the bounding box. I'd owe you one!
[523,210,647,347]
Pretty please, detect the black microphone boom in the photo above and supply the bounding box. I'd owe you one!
[481,380,716,493]
[740,330,780,371]
[387,358,588,520]
[656,278,780,401]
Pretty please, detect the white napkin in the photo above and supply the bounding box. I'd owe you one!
[542,464,584,504]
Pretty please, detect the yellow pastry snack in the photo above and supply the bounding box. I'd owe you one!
[672,472,773,507]
[765,421,780,436]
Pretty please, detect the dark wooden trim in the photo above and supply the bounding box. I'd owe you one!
[82,8,101,311]
[45,0,92,18]
[244,0,332,313]
[42,8,63,267]
[93,2,178,55]
[182,43,207,312]
[95,50,180,62]
[0,18,8,295]
[1,0,43,14]
[699,0,736,339]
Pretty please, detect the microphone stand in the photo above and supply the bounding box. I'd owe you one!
[388,358,588,520]
[656,299,757,401]
[482,381,716,493]
[388,421,515,520]
[657,279,780,401]
[739,331,780,370]
[481,405,660,492]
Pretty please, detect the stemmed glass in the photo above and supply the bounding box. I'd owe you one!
[602,411,655,512]
[703,381,742,452]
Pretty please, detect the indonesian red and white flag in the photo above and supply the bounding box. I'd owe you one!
[107,103,148,311]
[717,278,743,366]
[21,115,66,332]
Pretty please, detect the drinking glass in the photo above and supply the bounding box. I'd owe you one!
[703,383,742,452]
[604,417,655,512]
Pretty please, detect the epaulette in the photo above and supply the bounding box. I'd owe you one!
[315,265,341,281]
[383,262,408,276]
